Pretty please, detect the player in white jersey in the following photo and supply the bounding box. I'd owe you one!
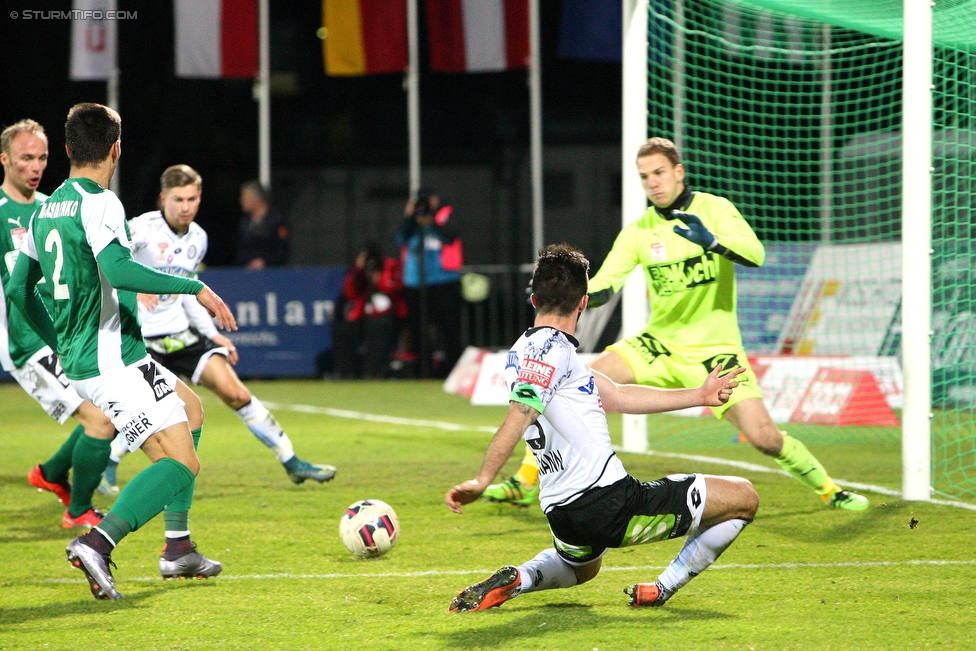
[7,104,237,600]
[96,164,335,493]
[1,118,119,529]
[445,244,759,611]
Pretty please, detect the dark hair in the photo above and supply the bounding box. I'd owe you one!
[362,247,382,274]
[636,136,682,166]
[531,244,590,316]
[64,103,121,166]
[240,180,269,203]
[413,196,431,217]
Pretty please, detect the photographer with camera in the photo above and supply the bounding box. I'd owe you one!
[394,188,463,378]
[333,248,407,379]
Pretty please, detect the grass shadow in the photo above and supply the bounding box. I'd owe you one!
[422,603,735,649]
[0,587,166,628]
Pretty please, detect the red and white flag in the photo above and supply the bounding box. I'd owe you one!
[70,0,118,80]
[175,0,258,78]
[425,0,528,73]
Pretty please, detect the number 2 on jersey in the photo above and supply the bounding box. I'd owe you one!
[45,229,71,300]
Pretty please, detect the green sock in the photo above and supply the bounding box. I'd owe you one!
[774,433,836,496]
[97,458,195,545]
[68,435,112,517]
[163,427,202,533]
[40,424,84,483]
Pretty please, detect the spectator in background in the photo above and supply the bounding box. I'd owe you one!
[395,188,462,378]
[333,248,407,379]
[236,180,289,269]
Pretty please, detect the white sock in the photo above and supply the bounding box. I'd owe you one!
[517,548,578,594]
[234,396,295,462]
[109,432,128,464]
[165,530,191,539]
[657,518,750,595]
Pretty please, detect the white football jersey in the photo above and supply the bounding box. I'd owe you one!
[505,326,627,513]
[128,211,217,338]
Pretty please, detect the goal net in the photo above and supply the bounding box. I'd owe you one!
[638,0,976,503]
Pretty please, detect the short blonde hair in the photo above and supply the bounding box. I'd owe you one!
[1,119,46,155]
[160,164,202,192]
[636,137,682,166]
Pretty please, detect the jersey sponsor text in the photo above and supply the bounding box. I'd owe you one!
[647,252,720,296]
[518,358,556,388]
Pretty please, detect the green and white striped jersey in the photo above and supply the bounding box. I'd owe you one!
[22,178,147,379]
[0,188,47,370]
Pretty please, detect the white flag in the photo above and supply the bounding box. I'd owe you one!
[70,0,118,81]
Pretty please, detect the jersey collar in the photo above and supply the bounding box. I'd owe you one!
[654,184,695,220]
[525,325,580,349]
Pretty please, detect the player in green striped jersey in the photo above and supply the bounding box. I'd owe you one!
[1,118,117,529]
[7,103,237,600]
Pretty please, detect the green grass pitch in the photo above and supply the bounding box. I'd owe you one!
[2,379,974,650]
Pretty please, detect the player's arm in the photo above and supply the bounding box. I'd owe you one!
[594,364,744,414]
[586,227,643,308]
[5,251,58,350]
[672,201,765,267]
[445,401,539,514]
[96,241,236,331]
[182,293,220,338]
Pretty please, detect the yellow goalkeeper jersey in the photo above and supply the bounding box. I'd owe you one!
[588,191,765,355]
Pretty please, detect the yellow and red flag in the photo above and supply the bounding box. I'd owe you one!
[323,0,408,76]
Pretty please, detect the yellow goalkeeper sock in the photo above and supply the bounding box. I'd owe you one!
[515,445,539,488]
[774,432,839,501]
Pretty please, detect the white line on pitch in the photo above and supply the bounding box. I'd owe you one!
[263,401,497,433]
[21,558,976,586]
[266,401,976,512]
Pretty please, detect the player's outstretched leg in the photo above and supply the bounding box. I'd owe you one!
[66,530,122,600]
[483,446,539,506]
[159,424,221,580]
[232,395,337,484]
[160,538,222,579]
[450,549,588,612]
[727,400,869,511]
[450,566,521,612]
[29,424,83,507]
[775,432,869,511]
[63,431,113,528]
[629,476,758,607]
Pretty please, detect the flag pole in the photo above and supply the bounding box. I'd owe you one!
[407,0,421,195]
[529,0,543,255]
[257,0,271,188]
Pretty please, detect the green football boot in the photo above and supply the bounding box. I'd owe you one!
[829,489,870,511]
[482,476,538,507]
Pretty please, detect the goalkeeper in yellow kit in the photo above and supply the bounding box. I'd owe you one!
[485,137,868,511]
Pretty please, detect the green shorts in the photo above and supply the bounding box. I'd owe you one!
[605,332,762,419]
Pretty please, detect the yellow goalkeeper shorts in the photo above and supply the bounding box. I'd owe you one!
[605,332,763,418]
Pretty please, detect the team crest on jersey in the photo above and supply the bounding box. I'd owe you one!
[517,358,555,388]
[187,245,197,259]
[155,242,170,263]
[650,241,667,262]
[9,226,25,251]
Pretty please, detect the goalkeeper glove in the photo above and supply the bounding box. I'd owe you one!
[672,211,718,250]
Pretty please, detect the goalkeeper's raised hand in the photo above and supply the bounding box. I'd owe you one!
[672,211,718,250]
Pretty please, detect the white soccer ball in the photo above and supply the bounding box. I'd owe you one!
[339,499,400,558]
